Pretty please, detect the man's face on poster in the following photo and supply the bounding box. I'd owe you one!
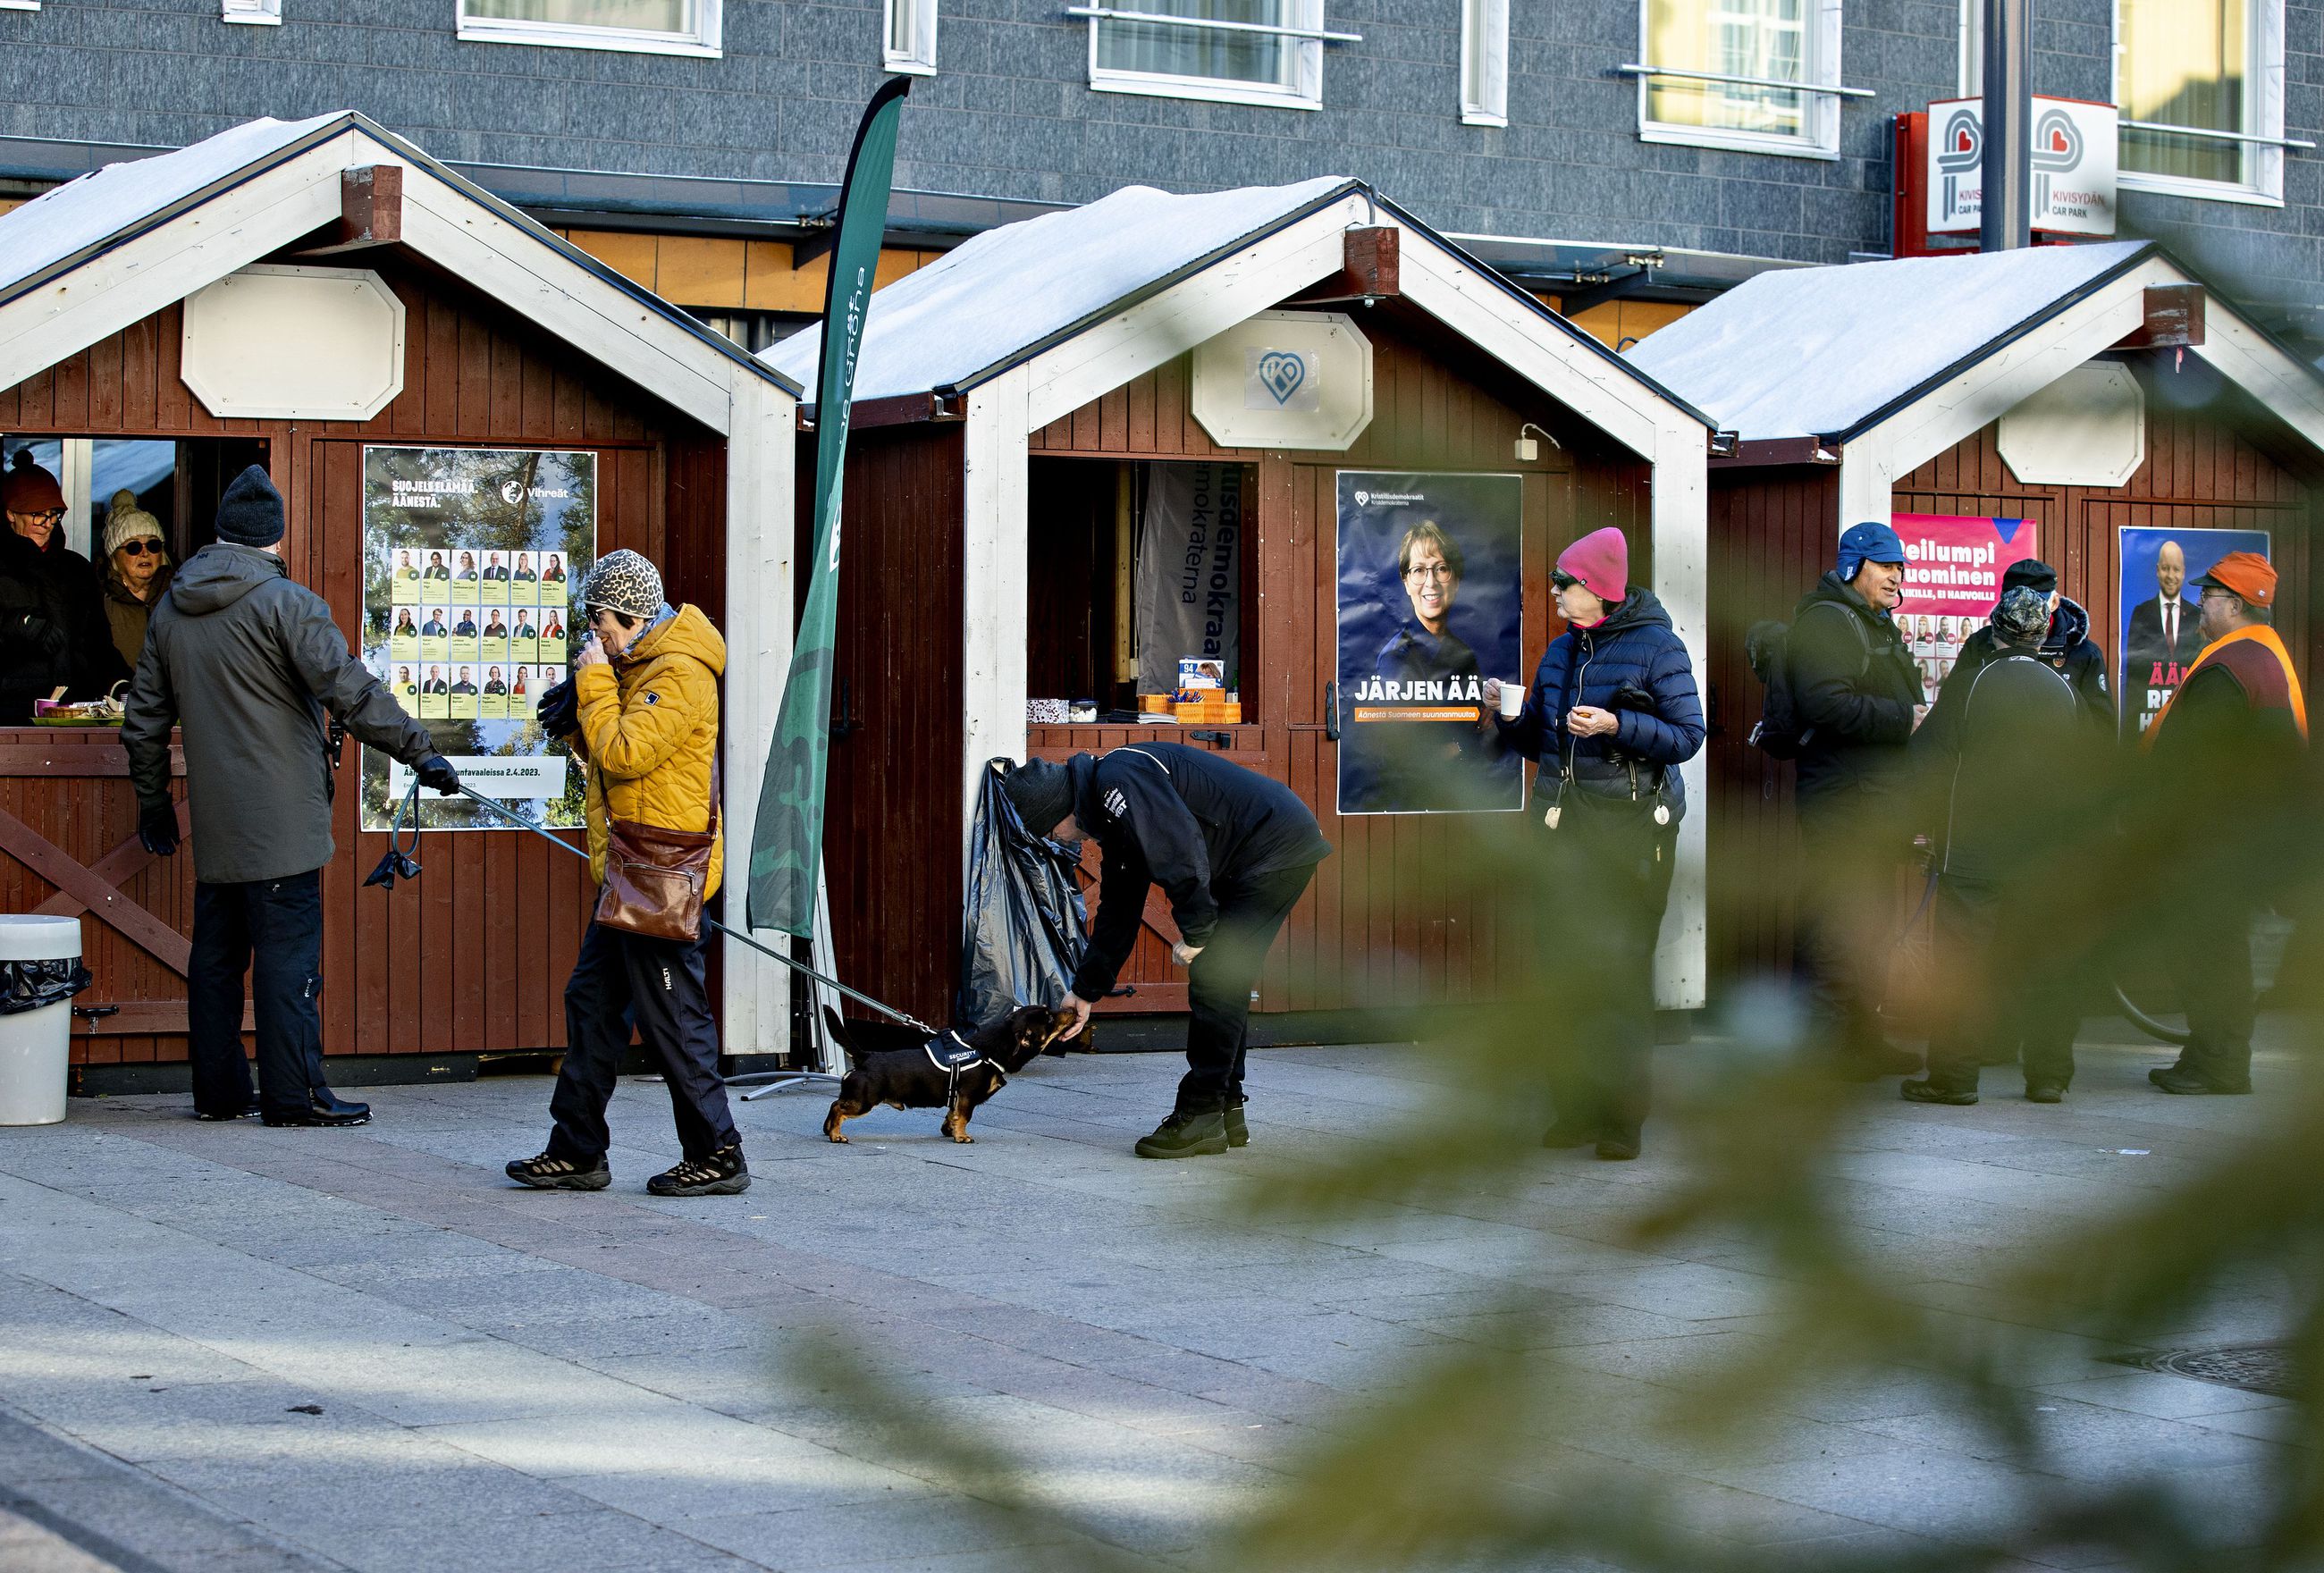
[2157,542,2185,600]
[1402,542,1458,634]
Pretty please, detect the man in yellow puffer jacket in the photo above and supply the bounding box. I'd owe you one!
[505,549,749,1198]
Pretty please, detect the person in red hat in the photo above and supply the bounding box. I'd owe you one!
[0,450,128,720]
[2139,550,2308,1096]
[1486,526,1704,1161]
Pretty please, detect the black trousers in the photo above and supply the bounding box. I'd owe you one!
[1924,875,2076,1094]
[1177,864,1317,1115]
[1793,804,1908,1060]
[2176,904,2257,1090]
[1539,798,1679,1138]
[187,871,327,1120]
[550,918,739,1164]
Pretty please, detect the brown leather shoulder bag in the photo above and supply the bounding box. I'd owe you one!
[594,753,719,943]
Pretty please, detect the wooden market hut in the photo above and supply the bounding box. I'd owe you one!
[1626,241,2324,987]
[0,114,801,1089]
[768,180,1717,1034]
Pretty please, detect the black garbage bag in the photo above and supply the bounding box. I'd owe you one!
[960,758,1088,1030]
[0,958,92,1016]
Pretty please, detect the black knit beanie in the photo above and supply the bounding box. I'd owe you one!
[1002,758,1073,836]
[214,465,285,547]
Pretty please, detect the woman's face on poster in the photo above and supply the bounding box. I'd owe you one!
[1402,541,1458,630]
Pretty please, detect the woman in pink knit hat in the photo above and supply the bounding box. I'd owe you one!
[1485,526,1704,1161]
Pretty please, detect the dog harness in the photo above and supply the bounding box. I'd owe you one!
[922,1030,1001,1098]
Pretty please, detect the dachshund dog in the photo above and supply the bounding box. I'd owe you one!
[821,1005,1078,1144]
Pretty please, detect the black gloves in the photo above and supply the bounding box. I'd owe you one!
[138,800,180,857]
[535,677,578,740]
[415,754,460,795]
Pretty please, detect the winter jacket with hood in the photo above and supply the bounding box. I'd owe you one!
[1065,742,1331,1002]
[1495,585,1704,817]
[572,602,726,901]
[1788,571,1925,813]
[123,543,435,884]
[1949,595,2111,730]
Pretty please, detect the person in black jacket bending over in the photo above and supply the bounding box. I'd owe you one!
[1789,522,1927,1080]
[1487,526,1704,1162]
[1946,558,2111,729]
[1005,744,1332,1159]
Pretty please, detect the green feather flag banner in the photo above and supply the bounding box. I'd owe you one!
[748,75,911,936]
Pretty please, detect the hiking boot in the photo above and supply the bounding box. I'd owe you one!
[1541,1115,1598,1149]
[1594,1130,1641,1161]
[1134,1110,1228,1160]
[1900,1077,1978,1106]
[1225,1103,1249,1149]
[262,1095,370,1128]
[647,1145,751,1196]
[2024,1082,2066,1104]
[2150,1067,2251,1097]
[505,1152,611,1190]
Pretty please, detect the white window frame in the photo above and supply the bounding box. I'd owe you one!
[223,0,282,23]
[1079,2,1332,112]
[2111,0,2286,206]
[1958,0,1980,95]
[1633,0,1848,160]
[0,0,40,13]
[884,0,938,75]
[1461,0,1510,126]
[456,0,720,59]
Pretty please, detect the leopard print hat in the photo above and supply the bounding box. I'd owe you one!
[577,549,662,620]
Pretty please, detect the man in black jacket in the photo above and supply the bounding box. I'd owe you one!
[1006,744,1331,1158]
[1902,586,2096,1106]
[124,466,459,1127]
[1789,522,1927,1078]
[1947,559,2111,729]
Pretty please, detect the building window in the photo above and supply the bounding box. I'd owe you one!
[457,0,720,58]
[1635,0,1846,157]
[0,0,39,12]
[884,0,937,74]
[223,0,282,21]
[1461,0,1509,126]
[2115,0,2286,204]
[1079,2,1348,111]
[1958,0,1980,95]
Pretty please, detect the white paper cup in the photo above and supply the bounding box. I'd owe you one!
[1498,683,1524,719]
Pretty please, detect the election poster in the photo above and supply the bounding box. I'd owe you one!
[2118,526,2269,736]
[1134,462,1242,695]
[1335,472,1524,815]
[358,446,594,831]
[1894,513,2038,722]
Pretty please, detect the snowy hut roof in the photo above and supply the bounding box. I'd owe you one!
[769,177,1358,402]
[0,112,796,398]
[1624,241,2154,442]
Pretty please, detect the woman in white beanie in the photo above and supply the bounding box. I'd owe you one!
[98,489,173,670]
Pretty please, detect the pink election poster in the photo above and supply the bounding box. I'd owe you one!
[1894,513,2038,722]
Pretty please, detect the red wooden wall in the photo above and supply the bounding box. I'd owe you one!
[0,253,723,1068]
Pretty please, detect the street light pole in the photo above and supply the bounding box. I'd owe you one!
[1980,0,2033,250]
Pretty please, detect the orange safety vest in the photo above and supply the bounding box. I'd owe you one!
[2142,624,2310,748]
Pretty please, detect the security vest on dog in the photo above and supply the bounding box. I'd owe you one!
[821,1005,1075,1145]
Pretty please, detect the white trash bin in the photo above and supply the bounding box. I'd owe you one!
[0,914,83,1125]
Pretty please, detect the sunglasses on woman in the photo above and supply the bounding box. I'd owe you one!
[1550,570,1580,592]
[119,539,164,557]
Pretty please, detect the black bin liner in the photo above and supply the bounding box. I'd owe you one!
[960,758,1088,1029]
[0,957,92,1016]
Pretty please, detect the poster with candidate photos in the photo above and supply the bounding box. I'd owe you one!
[358,447,594,831]
[1894,513,2037,725]
[1335,471,1525,815]
[2118,526,2270,736]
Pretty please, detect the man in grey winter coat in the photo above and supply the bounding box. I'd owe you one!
[123,466,459,1126]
